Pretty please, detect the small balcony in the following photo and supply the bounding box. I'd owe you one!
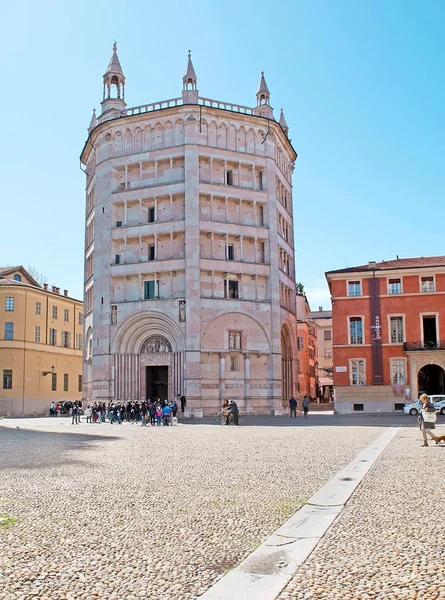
[404,340,445,351]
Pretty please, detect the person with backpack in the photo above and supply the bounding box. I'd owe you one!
[162,403,172,426]
[418,394,439,447]
[155,404,162,426]
[289,397,297,418]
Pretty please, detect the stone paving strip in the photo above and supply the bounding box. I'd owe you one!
[199,426,400,600]
[0,419,384,600]
[276,424,445,600]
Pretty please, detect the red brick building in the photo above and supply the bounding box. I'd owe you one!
[326,256,445,413]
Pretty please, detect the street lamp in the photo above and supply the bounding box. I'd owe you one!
[42,365,55,376]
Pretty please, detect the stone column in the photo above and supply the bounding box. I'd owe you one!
[219,352,226,403]
[244,353,252,412]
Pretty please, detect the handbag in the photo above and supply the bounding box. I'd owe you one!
[422,409,437,423]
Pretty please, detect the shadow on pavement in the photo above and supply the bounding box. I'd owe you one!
[0,426,119,470]
[180,414,430,428]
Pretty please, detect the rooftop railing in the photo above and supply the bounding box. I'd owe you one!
[123,97,256,118]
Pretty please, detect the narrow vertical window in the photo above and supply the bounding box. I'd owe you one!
[349,317,363,344]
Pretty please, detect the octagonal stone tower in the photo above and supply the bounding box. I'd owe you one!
[81,46,298,415]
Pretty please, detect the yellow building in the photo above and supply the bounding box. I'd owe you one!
[0,266,83,416]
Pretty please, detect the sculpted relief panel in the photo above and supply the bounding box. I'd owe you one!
[140,336,172,354]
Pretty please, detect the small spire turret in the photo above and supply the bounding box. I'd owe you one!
[182,50,199,104]
[253,71,274,119]
[256,71,270,104]
[88,108,98,133]
[101,42,126,118]
[279,108,289,136]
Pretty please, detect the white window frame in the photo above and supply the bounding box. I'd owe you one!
[390,357,407,385]
[419,274,435,293]
[5,297,14,311]
[52,306,58,320]
[35,325,41,343]
[347,315,365,345]
[347,280,362,297]
[64,309,69,322]
[36,301,42,316]
[387,314,406,344]
[387,277,402,295]
[349,358,366,386]
[419,312,440,346]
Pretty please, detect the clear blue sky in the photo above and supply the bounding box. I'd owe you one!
[2,0,444,310]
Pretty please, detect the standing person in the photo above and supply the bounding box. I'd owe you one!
[302,395,309,418]
[50,402,56,417]
[85,405,92,423]
[141,402,147,427]
[71,404,78,425]
[289,397,297,418]
[418,394,438,447]
[155,404,162,426]
[180,394,186,414]
[148,401,156,426]
[228,400,239,425]
[172,399,178,419]
[162,403,172,426]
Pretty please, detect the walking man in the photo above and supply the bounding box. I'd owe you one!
[289,396,297,418]
[302,395,309,418]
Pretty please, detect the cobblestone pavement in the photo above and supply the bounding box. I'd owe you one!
[277,423,445,600]
[0,417,387,600]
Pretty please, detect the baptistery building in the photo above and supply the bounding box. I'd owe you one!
[81,45,298,415]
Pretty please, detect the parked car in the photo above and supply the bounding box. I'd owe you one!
[430,395,445,415]
[403,400,422,416]
[403,395,445,416]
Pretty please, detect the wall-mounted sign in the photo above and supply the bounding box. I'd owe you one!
[335,366,347,373]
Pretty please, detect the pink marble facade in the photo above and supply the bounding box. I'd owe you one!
[81,50,298,415]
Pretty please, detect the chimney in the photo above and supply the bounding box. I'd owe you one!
[368,261,377,270]
[43,283,48,291]
[64,290,68,297]
[319,306,322,311]
[52,286,57,293]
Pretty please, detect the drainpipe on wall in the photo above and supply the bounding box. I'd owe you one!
[22,289,28,416]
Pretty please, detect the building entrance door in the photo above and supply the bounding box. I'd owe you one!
[146,366,168,401]
[418,364,445,396]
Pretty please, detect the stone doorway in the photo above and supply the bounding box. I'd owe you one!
[146,365,169,401]
[418,364,445,396]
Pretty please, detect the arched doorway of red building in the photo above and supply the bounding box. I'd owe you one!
[417,364,445,396]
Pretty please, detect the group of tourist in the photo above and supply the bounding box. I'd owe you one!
[82,399,179,426]
[50,397,186,427]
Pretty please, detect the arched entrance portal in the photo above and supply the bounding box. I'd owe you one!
[141,336,172,401]
[281,326,294,406]
[418,364,445,396]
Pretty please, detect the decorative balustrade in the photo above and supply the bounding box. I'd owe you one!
[404,341,445,351]
[123,97,256,118]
